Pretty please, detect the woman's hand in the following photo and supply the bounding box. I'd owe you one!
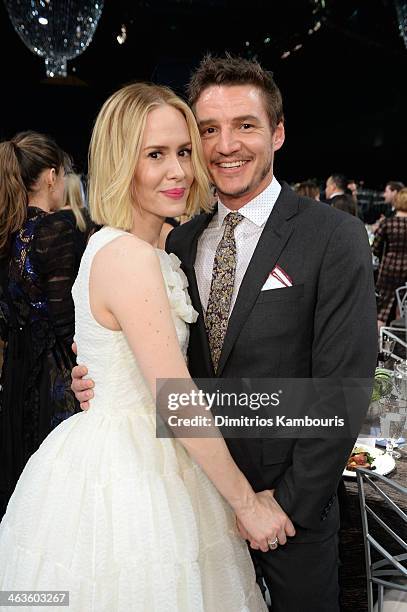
[235,489,295,552]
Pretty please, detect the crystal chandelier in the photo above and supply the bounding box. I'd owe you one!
[4,0,104,78]
[395,0,407,49]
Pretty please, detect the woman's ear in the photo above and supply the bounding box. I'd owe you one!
[47,168,57,191]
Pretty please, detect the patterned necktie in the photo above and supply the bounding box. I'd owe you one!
[205,211,243,372]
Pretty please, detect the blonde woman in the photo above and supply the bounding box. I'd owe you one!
[54,170,97,265]
[62,170,87,230]
[0,84,293,611]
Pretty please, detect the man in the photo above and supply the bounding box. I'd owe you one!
[72,55,377,611]
[326,173,358,215]
[324,173,348,204]
[383,180,405,217]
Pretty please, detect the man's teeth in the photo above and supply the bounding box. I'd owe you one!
[218,161,247,168]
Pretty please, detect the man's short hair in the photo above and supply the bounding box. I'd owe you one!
[187,53,284,132]
[385,181,405,192]
[329,173,348,192]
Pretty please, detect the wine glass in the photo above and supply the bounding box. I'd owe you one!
[379,395,407,459]
[394,359,407,400]
[378,336,396,368]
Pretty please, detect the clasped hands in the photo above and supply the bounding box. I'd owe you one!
[235,489,295,553]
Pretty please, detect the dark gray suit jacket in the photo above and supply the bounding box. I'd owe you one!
[166,182,377,542]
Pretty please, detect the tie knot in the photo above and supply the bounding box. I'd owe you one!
[224,212,243,229]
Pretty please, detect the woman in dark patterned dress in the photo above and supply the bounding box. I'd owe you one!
[0,132,80,517]
[372,187,407,327]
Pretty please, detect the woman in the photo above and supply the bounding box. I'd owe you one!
[0,132,80,517]
[54,169,97,265]
[0,84,293,611]
[373,187,407,328]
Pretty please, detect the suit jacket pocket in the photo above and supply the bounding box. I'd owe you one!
[256,283,304,304]
[262,440,292,466]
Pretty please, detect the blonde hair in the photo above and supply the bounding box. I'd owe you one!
[63,172,87,232]
[88,82,211,229]
[394,188,407,212]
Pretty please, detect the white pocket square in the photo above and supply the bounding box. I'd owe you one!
[261,265,293,291]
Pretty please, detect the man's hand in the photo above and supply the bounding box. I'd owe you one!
[235,489,295,552]
[71,344,94,411]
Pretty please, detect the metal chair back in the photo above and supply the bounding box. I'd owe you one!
[396,284,407,324]
[357,467,407,611]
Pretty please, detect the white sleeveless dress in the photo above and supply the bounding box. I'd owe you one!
[0,227,267,612]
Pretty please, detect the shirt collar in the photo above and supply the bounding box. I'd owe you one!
[215,176,282,228]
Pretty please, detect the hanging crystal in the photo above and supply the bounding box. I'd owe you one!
[395,0,407,49]
[3,1,104,78]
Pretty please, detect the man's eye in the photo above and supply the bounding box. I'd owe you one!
[202,127,216,135]
[148,151,162,159]
[241,123,254,130]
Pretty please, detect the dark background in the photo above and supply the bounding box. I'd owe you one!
[1,0,406,189]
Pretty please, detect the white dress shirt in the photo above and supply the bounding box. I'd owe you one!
[195,177,281,315]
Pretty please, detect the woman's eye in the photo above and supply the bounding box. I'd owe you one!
[148,151,162,159]
[179,148,192,157]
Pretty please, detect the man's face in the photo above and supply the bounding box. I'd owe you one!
[194,84,285,209]
[383,185,396,204]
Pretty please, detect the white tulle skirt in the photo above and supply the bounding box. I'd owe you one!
[0,409,267,611]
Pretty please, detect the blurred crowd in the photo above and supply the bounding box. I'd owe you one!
[292,175,407,331]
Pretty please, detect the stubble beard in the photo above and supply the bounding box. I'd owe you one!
[213,157,273,200]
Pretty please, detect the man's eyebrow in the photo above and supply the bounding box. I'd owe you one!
[198,115,260,127]
[232,115,260,124]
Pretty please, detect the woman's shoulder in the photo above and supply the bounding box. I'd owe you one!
[35,210,75,236]
[384,216,407,230]
[91,231,163,295]
[93,228,156,263]
[32,211,77,261]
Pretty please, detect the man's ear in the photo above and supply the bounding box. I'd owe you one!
[273,122,285,152]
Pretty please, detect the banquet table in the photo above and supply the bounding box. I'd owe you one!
[339,439,407,611]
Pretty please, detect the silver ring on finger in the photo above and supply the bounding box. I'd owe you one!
[267,537,279,550]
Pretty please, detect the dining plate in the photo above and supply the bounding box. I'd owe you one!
[343,444,396,478]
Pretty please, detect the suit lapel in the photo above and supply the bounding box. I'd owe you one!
[181,211,215,376]
[216,183,300,376]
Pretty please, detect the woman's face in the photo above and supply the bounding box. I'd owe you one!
[132,104,194,220]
